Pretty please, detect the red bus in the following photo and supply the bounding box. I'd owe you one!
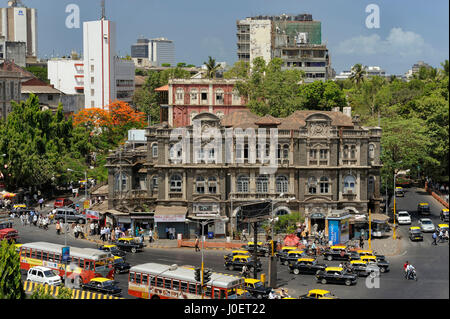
[128,263,245,299]
[0,213,19,242]
[19,242,114,286]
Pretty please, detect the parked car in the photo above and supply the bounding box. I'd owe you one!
[242,278,271,299]
[315,267,357,286]
[114,237,145,253]
[396,211,411,225]
[81,277,121,296]
[289,257,327,275]
[99,244,126,258]
[348,260,380,277]
[299,289,338,299]
[53,198,74,209]
[112,256,131,274]
[322,245,359,261]
[26,266,62,286]
[279,250,306,266]
[54,207,86,224]
[360,255,389,273]
[417,203,431,215]
[276,246,298,260]
[224,255,262,273]
[418,218,435,233]
[440,209,449,222]
[243,242,270,257]
[224,250,250,262]
[409,226,424,241]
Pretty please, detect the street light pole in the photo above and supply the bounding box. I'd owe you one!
[393,172,397,240]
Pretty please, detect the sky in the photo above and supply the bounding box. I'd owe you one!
[19,0,449,75]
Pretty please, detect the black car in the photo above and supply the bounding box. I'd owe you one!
[243,279,272,299]
[417,203,431,215]
[360,256,390,273]
[224,255,262,273]
[279,250,307,266]
[114,237,145,253]
[316,267,358,286]
[81,278,122,296]
[440,209,449,222]
[99,244,126,258]
[322,246,359,261]
[409,227,424,241]
[113,256,131,274]
[243,242,270,257]
[289,257,327,275]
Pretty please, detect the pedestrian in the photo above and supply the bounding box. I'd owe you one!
[32,214,38,226]
[242,228,248,242]
[432,231,438,245]
[38,197,44,210]
[90,221,95,236]
[359,236,364,249]
[296,227,302,240]
[148,228,153,243]
[56,221,61,235]
[195,236,200,252]
[111,228,116,242]
[95,222,99,236]
[165,226,169,239]
[438,229,444,243]
[100,227,105,242]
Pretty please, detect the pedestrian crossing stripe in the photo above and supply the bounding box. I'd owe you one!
[22,281,123,299]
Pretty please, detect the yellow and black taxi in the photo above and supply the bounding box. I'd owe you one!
[354,249,386,261]
[276,246,298,260]
[236,288,255,299]
[81,277,122,296]
[409,226,423,241]
[348,260,380,277]
[289,257,327,275]
[14,243,22,254]
[243,241,270,257]
[299,289,339,299]
[315,267,357,286]
[99,244,126,258]
[440,209,449,222]
[113,237,145,253]
[279,250,306,266]
[243,278,272,299]
[360,255,389,273]
[395,187,405,197]
[224,255,262,273]
[417,203,431,215]
[224,250,250,262]
[437,223,449,233]
[322,245,359,261]
[112,256,131,274]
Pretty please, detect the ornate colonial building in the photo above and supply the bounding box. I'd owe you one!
[106,107,382,239]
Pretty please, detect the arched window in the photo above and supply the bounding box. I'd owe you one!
[277,144,282,159]
[319,177,329,194]
[152,143,158,158]
[369,144,375,159]
[368,176,375,197]
[276,175,288,193]
[196,176,205,194]
[169,143,182,161]
[175,88,184,104]
[232,89,240,105]
[343,145,349,159]
[350,145,357,159]
[237,175,249,193]
[152,175,158,190]
[283,145,289,159]
[308,177,317,194]
[170,174,182,192]
[114,173,127,192]
[256,175,269,193]
[344,175,356,194]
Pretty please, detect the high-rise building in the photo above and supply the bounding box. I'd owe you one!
[0,0,37,59]
[236,14,331,83]
[48,18,135,110]
[131,37,175,67]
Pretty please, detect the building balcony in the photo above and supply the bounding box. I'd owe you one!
[231,193,296,201]
[169,192,183,199]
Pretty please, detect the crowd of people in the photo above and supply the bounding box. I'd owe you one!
[427,179,449,203]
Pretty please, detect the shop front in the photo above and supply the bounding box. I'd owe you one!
[309,212,326,235]
[129,212,154,238]
[189,203,226,239]
[154,205,188,239]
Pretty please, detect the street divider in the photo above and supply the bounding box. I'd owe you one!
[23,281,123,299]
[178,239,246,250]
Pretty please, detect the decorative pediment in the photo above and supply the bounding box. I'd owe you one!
[305,113,332,137]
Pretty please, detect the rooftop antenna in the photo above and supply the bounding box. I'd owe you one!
[101,0,106,20]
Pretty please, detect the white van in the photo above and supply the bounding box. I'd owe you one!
[26,266,62,286]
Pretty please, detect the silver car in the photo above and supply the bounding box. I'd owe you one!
[418,218,435,233]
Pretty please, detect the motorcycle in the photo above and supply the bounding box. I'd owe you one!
[407,269,417,281]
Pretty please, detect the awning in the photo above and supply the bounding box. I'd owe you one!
[102,209,129,216]
[155,84,169,92]
[154,206,187,223]
[370,213,389,222]
[92,185,109,195]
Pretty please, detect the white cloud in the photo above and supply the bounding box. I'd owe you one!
[336,28,433,57]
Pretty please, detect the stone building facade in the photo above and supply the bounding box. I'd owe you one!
[106,107,382,239]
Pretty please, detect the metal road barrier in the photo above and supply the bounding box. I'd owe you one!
[23,281,123,299]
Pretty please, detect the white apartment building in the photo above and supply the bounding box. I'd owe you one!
[48,19,135,110]
[0,1,37,58]
[131,37,175,67]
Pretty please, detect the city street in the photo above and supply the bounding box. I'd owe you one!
[14,187,448,299]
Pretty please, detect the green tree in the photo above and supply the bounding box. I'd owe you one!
[25,66,49,84]
[0,240,25,299]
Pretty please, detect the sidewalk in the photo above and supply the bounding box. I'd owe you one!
[360,234,405,257]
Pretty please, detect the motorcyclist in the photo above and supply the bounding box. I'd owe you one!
[241,264,249,277]
[268,290,276,299]
[406,263,416,279]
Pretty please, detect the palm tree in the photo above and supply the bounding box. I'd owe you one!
[203,56,221,79]
[349,63,366,86]
[440,60,449,78]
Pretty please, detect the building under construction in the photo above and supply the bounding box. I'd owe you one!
[236,14,331,83]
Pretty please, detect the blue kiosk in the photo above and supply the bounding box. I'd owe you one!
[326,210,352,246]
